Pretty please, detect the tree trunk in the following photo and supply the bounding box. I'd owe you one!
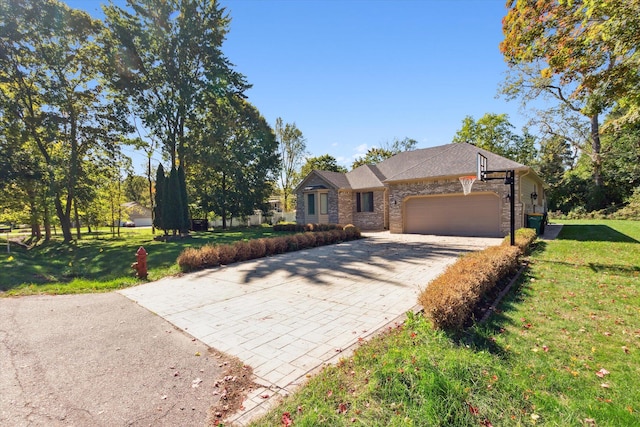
[74,198,81,239]
[590,114,603,188]
[26,182,41,239]
[54,196,73,242]
[42,190,51,242]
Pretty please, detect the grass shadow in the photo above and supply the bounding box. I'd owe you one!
[557,224,639,243]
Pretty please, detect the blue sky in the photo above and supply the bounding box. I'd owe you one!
[70,0,529,172]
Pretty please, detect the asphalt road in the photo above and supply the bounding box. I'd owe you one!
[0,292,247,426]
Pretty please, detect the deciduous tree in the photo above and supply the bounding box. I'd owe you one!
[500,0,640,203]
[299,154,347,179]
[275,117,307,212]
[351,137,417,169]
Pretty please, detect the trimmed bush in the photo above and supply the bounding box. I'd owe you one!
[272,236,288,254]
[504,228,537,253]
[217,244,237,265]
[177,227,363,273]
[250,239,267,259]
[343,224,361,239]
[234,241,252,262]
[419,244,522,331]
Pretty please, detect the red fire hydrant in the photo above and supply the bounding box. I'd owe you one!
[132,246,148,279]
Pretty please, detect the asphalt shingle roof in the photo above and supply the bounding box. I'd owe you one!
[302,143,527,190]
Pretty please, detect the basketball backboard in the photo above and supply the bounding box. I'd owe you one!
[477,153,487,182]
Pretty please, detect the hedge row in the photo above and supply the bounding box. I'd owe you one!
[419,228,537,331]
[177,226,361,272]
[273,223,348,232]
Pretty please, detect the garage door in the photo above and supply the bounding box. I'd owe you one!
[404,193,500,237]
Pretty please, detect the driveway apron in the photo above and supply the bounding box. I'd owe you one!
[120,232,501,424]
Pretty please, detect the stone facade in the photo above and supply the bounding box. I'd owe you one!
[388,177,524,236]
[297,170,530,236]
[338,190,353,225]
[351,189,386,230]
[295,175,339,225]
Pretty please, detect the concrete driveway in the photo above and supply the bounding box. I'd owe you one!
[121,232,502,424]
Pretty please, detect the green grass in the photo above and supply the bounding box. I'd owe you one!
[250,219,640,426]
[0,226,291,296]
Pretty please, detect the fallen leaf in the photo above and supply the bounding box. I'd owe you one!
[584,418,596,425]
[622,346,630,354]
[281,412,293,427]
[468,403,479,415]
[601,383,610,388]
[596,368,610,378]
[194,352,201,356]
[337,402,348,414]
[543,345,549,352]
[531,413,540,421]
[604,331,612,336]
[192,378,202,388]
[327,390,333,398]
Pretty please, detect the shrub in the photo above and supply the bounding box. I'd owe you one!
[285,235,299,251]
[506,228,537,253]
[343,224,361,239]
[234,240,252,262]
[250,238,267,259]
[199,245,220,268]
[314,232,326,246]
[419,244,522,331]
[217,244,237,265]
[177,247,200,272]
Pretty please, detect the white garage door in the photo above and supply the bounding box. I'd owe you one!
[404,193,501,237]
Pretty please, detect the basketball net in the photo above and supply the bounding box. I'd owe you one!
[459,175,477,196]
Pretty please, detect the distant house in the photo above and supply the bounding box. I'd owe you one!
[295,142,546,237]
[121,202,153,227]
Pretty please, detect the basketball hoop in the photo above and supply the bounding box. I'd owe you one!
[459,175,477,196]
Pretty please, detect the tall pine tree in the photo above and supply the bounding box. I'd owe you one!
[178,164,190,233]
[153,164,165,232]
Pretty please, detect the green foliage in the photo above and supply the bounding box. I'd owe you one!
[299,154,347,179]
[276,117,307,212]
[452,113,536,164]
[351,137,417,169]
[188,97,279,228]
[153,164,165,231]
[177,164,190,233]
[1,0,130,242]
[102,0,248,167]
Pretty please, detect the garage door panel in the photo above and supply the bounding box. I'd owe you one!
[404,194,500,237]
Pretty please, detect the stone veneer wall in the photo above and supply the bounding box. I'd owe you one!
[295,175,339,224]
[387,177,523,236]
[338,190,353,225]
[351,190,386,230]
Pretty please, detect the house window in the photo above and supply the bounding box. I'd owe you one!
[356,192,374,212]
[307,193,315,215]
[320,193,328,215]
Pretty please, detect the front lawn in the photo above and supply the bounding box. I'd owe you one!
[250,220,640,426]
[0,226,291,296]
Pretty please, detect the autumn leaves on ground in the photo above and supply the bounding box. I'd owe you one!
[249,220,640,427]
